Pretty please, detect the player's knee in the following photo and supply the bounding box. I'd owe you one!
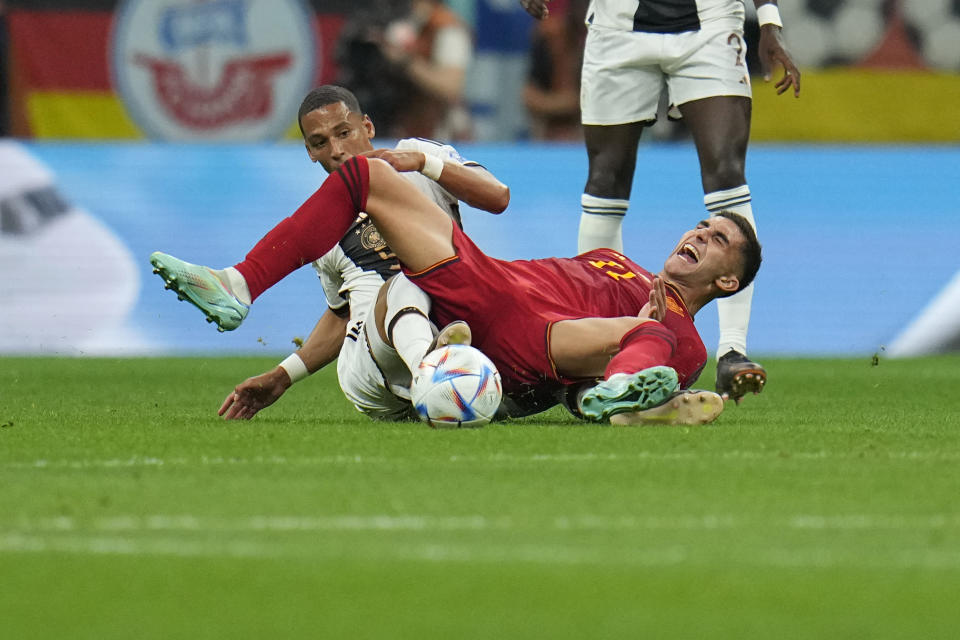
[366,157,394,180]
[384,275,432,340]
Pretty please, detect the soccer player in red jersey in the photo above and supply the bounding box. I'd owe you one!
[151,155,761,424]
[519,0,800,403]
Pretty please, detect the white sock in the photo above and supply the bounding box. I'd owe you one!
[716,282,753,357]
[705,185,755,358]
[578,194,627,253]
[216,266,251,305]
[383,274,436,371]
[390,312,435,372]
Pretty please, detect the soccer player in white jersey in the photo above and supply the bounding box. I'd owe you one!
[519,0,800,403]
[213,85,509,421]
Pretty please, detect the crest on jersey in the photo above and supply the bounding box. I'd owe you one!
[359,221,387,251]
[111,0,315,141]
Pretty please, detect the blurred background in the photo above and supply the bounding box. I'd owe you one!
[1,0,958,358]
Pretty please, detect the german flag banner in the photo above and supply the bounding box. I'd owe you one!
[6,0,350,139]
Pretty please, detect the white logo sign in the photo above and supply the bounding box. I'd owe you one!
[111,0,316,141]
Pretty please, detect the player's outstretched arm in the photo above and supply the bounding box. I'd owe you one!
[364,148,510,214]
[519,0,552,19]
[218,308,349,420]
[753,1,801,97]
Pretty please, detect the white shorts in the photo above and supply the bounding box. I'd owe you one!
[336,310,417,422]
[580,20,751,126]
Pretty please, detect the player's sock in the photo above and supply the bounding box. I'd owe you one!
[578,194,627,253]
[604,322,676,379]
[716,282,753,357]
[390,312,435,373]
[213,266,251,306]
[234,156,370,301]
[384,274,435,372]
[705,185,755,357]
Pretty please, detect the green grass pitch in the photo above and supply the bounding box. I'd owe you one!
[2,355,959,639]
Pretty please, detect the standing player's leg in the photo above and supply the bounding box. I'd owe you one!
[679,95,766,400]
[579,123,644,253]
[577,25,663,255]
[151,157,458,331]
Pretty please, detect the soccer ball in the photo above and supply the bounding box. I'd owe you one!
[410,344,503,429]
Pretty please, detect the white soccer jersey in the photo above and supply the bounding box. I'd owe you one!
[312,138,475,326]
[587,0,745,32]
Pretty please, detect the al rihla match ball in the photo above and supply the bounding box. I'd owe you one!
[411,344,502,428]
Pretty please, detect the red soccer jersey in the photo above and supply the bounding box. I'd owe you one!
[406,225,707,396]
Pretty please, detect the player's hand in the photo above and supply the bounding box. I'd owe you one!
[218,368,292,420]
[519,0,552,19]
[639,276,668,322]
[363,148,427,173]
[757,24,801,97]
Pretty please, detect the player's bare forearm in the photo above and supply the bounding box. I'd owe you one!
[365,149,510,214]
[219,309,347,420]
[297,309,350,372]
[519,0,552,19]
[437,164,510,214]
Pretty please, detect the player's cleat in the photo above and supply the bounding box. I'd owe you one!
[578,365,679,422]
[715,350,766,403]
[149,251,248,332]
[609,390,724,426]
[433,320,472,349]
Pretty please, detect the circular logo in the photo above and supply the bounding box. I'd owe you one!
[111,0,316,141]
[359,222,386,251]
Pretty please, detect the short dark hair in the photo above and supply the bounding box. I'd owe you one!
[715,210,762,296]
[297,85,364,135]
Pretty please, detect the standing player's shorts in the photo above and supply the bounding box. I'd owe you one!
[580,18,751,126]
[336,308,417,422]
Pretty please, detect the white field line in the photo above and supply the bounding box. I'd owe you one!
[3,532,960,571]
[0,455,387,470]
[4,449,960,470]
[392,543,960,571]
[4,513,960,535]
[0,533,279,559]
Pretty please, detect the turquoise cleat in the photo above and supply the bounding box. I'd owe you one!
[579,366,680,422]
[149,251,248,332]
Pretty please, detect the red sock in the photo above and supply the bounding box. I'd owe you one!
[605,322,676,378]
[234,155,369,301]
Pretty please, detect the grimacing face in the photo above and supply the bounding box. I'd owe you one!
[301,101,376,173]
[663,216,746,295]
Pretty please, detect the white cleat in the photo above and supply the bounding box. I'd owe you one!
[434,320,472,348]
[609,390,724,426]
